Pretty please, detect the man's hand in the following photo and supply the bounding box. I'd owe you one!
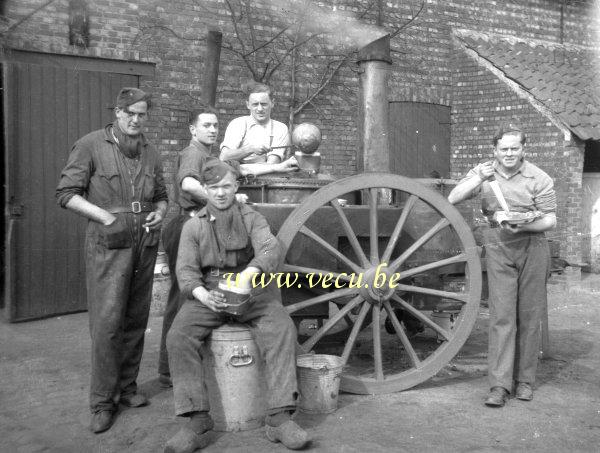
[474,161,494,181]
[192,286,229,312]
[237,267,261,291]
[143,210,164,231]
[103,215,117,226]
[501,222,522,234]
[236,193,249,204]
[277,156,299,173]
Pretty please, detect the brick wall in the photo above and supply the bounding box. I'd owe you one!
[2,0,597,253]
[450,42,585,262]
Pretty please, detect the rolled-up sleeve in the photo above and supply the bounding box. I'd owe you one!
[534,173,557,213]
[220,116,246,152]
[455,168,482,199]
[246,212,282,273]
[56,139,93,208]
[266,122,290,161]
[176,218,206,299]
[177,147,207,188]
[152,154,169,203]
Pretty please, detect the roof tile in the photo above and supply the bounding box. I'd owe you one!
[457,33,600,141]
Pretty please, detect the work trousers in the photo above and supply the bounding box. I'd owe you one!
[166,286,298,416]
[85,227,159,413]
[158,214,191,376]
[483,228,550,392]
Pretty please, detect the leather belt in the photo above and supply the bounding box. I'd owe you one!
[106,201,154,214]
[203,267,244,278]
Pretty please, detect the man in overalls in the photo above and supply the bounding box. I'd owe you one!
[448,123,556,407]
[56,87,168,433]
[164,160,310,452]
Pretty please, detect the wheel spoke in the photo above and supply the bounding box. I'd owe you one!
[381,194,417,264]
[372,304,384,381]
[330,199,370,268]
[286,287,358,314]
[391,294,452,341]
[341,301,371,363]
[396,253,467,281]
[299,225,363,274]
[369,188,379,263]
[301,295,363,352]
[392,283,468,303]
[383,300,421,368]
[282,264,352,282]
[388,218,451,272]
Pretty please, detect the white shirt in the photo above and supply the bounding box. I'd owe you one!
[220,116,290,163]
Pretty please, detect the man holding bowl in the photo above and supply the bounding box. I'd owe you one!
[164,160,310,452]
[448,122,556,408]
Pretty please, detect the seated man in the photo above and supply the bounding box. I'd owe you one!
[165,160,310,453]
[220,82,299,173]
[158,106,303,388]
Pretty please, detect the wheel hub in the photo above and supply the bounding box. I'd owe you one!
[359,265,396,303]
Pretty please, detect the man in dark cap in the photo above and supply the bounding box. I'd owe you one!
[164,160,310,452]
[449,122,556,407]
[56,87,168,433]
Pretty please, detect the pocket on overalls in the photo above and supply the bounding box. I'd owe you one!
[142,170,157,201]
[96,166,122,199]
[98,216,132,249]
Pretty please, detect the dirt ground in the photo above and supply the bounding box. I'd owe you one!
[1,274,599,453]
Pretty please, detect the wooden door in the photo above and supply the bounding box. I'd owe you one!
[3,50,153,321]
[388,102,451,178]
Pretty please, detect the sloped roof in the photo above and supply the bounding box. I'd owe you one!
[455,31,600,141]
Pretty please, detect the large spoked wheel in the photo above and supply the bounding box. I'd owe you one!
[277,173,482,394]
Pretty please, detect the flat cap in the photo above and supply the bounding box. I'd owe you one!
[201,160,239,185]
[116,87,152,109]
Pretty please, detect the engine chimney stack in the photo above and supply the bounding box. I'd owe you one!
[357,34,392,173]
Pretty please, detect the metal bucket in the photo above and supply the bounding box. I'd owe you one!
[296,354,343,414]
[431,310,460,342]
[204,324,266,431]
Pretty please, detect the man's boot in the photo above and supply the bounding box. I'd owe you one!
[265,410,310,450]
[164,412,214,453]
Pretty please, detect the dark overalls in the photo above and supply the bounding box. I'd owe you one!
[56,125,167,413]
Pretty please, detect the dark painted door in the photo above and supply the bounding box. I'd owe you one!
[3,53,148,321]
[389,102,451,178]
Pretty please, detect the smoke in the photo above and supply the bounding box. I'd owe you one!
[594,1,600,65]
[262,0,387,49]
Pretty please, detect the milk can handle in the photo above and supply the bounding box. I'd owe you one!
[229,345,254,367]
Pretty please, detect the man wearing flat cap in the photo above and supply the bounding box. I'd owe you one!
[164,160,310,452]
[56,87,168,433]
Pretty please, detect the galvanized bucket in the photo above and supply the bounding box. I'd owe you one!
[204,324,266,431]
[296,354,344,414]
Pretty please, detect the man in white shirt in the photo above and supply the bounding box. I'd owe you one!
[220,83,297,171]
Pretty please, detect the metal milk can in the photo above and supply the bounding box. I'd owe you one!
[204,323,267,432]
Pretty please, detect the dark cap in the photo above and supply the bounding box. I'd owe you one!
[201,159,239,185]
[116,87,152,109]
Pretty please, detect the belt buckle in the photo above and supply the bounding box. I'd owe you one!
[131,201,141,213]
[210,268,220,277]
